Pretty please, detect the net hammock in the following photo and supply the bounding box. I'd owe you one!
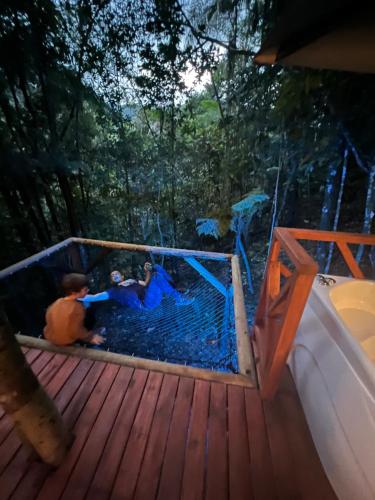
[0,242,238,373]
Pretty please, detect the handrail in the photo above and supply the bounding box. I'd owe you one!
[254,227,375,399]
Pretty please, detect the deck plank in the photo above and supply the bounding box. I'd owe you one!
[228,385,253,500]
[61,365,133,500]
[24,348,43,365]
[0,349,49,438]
[244,388,276,500]
[111,371,164,500]
[36,362,118,500]
[276,368,336,500]
[180,379,210,500]
[0,357,96,500]
[157,377,195,500]
[86,368,148,500]
[205,382,228,500]
[0,348,337,500]
[11,358,101,500]
[263,390,300,499]
[134,374,179,500]
[0,349,41,422]
[0,352,66,477]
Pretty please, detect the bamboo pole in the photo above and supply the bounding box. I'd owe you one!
[16,335,255,389]
[72,237,233,261]
[231,255,257,385]
[0,238,74,279]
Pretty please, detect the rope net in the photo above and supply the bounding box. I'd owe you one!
[1,242,239,373]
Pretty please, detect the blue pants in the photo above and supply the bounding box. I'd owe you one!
[143,265,180,309]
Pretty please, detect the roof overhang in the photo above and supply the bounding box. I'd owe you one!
[254,0,375,73]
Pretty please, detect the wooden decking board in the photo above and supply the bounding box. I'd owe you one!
[276,369,336,500]
[205,382,228,500]
[36,353,68,387]
[263,392,301,499]
[157,377,195,500]
[60,366,134,500]
[134,374,179,500]
[0,356,98,499]
[36,363,119,500]
[181,379,210,500]
[0,349,337,500]
[0,352,65,478]
[244,388,277,500]
[24,348,42,365]
[0,349,50,441]
[111,371,164,500]
[11,358,104,500]
[227,385,253,500]
[86,368,147,500]
[28,351,56,378]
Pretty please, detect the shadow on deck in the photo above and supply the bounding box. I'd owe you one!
[0,348,336,500]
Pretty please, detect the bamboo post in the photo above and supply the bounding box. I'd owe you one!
[231,255,257,384]
[72,237,233,261]
[0,312,72,466]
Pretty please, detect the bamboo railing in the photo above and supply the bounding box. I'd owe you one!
[254,227,375,399]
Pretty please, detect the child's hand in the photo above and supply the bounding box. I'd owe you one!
[90,334,105,345]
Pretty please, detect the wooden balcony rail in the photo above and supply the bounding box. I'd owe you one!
[254,227,375,399]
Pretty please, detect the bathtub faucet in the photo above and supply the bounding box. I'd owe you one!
[316,274,336,286]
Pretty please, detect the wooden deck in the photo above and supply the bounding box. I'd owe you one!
[0,348,336,500]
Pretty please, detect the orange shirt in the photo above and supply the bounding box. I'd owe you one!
[44,298,91,346]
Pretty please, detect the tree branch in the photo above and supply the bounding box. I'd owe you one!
[176,2,254,57]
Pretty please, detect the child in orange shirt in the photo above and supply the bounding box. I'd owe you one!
[44,273,104,347]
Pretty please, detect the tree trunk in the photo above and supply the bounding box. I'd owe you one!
[17,183,49,246]
[324,148,348,273]
[41,177,62,234]
[57,172,81,236]
[356,164,375,264]
[0,184,36,253]
[0,311,72,466]
[316,161,340,270]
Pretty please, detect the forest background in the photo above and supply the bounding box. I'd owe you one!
[0,0,374,279]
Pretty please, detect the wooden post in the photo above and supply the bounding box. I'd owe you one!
[0,311,72,466]
[231,255,257,384]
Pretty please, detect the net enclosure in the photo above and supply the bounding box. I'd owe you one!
[0,238,253,375]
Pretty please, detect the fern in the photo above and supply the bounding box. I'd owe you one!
[231,192,269,217]
[196,218,221,239]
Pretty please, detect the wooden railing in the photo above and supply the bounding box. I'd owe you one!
[254,227,375,399]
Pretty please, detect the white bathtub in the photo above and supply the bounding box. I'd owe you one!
[288,275,375,500]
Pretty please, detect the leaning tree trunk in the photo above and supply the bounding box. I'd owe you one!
[324,148,348,273]
[356,164,375,264]
[316,161,340,270]
[0,311,72,466]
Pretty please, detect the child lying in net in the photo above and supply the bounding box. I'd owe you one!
[44,273,105,346]
[81,262,193,310]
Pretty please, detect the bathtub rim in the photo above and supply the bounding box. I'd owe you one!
[309,274,375,399]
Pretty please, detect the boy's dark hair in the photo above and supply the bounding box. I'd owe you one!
[62,273,89,294]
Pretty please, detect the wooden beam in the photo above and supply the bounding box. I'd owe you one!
[184,257,227,297]
[72,237,233,261]
[286,228,375,246]
[261,272,315,399]
[0,238,74,279]
[16,335,255,388]
[231,256,257,385]
[336,241,365,279]
[274,228,317,274]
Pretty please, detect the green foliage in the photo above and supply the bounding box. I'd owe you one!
[0,0,373,269]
